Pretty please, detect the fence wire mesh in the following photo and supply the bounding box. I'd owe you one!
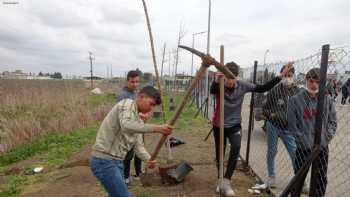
[185,45,350,196]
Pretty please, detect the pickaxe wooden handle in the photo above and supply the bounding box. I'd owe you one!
[149,45,234,161]
[178,45,235,79]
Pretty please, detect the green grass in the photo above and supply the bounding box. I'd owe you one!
[0,93,115,197]
[0,124,98,167]
[149,93,209,131]
[0,93,114,167]
[0,124,99,197]
[0,91,208,197]
[0,175,28,197]
[87,93,115,107]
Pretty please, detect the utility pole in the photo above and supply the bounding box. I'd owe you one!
[160,43,166,78]
[174,22,186,91]
[88,52,94,89]
[263,49,270,83]
[191,31,207,76]
[205,0,211,118]
[110,65,113,78]
[168,51,171,76]
[263,49,270,66]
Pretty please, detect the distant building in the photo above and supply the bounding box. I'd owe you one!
[163,73,193,91]
[0,70,51,80]
[1,70,35,79]
[143,72,153,81]
[247,70,275,84]
[1,70,27,79]
[83,76,104,80]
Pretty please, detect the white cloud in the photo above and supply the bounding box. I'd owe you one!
[0,0,349,77]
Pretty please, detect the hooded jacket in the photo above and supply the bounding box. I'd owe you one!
[287,89,337,149]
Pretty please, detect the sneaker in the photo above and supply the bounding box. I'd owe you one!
[265,176,276,188]
[125,178,130,185]
[133,175,140,181]
[216,178,235,196]
[302,183,310,194]
[252,183,267,190]
[216,184,220,193]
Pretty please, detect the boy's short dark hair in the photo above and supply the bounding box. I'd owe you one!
[139,86,161,105]
[225,62,240,76]
[127,70,140,80]
[306,68,320,81]
[280,64,295,74]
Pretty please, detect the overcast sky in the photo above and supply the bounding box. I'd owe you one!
[0,0,348,77]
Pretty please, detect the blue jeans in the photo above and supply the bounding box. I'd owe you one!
[266,121,296,177]
[90,156,130,197]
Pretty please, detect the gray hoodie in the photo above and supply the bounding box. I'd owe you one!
[287,89,337,149]
[116,87,136,102]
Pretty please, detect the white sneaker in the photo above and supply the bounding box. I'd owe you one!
[302,183,310,194]
[133,175,140,181]
[216,179,235,196]
[125,178,130,185]
[216,184,220,193]
[265,176,276,188]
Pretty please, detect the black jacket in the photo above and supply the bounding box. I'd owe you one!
[263,83,299,129]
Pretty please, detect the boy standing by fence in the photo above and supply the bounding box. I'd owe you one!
[341,78,350,105]
[207,57,294,196]
[262,64,299,187]
[287,68,337,197]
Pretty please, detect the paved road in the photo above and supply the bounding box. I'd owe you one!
[201,92,350,196]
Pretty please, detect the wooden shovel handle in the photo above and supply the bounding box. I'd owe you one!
[150,65,208,160]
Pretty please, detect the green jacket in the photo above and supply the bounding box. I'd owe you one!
[91,99,155,161]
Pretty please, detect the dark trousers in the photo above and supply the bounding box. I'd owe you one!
[341,94,348,104]
[295,147,329,197]
[213,125,241,179]
[123,149,142,178]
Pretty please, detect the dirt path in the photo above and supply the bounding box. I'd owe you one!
[19,124,270,197]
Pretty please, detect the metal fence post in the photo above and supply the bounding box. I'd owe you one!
[245,61,258,166]
[280,44,330,197]
[310,44,330,196]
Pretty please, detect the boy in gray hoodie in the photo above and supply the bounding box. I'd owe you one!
[287,68,337,197]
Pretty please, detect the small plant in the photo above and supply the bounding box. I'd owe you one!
[0,175,28,197]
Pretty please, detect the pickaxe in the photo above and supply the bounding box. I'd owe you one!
[149,45,235,161]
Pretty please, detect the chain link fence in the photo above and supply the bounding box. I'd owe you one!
[184,44,350,196]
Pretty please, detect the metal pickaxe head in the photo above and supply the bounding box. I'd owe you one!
[178,45,235,79]
[178,45,206,59]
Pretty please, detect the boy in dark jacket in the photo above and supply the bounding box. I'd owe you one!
[116,70,143,184]
[287,68,337,197]
[262,64,299,187]
[341,78,350,105]
[206,56,294,196]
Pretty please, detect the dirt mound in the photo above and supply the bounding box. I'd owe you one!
[59,144,92,169]
[14,123,269,197]
[22,166,103,197]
